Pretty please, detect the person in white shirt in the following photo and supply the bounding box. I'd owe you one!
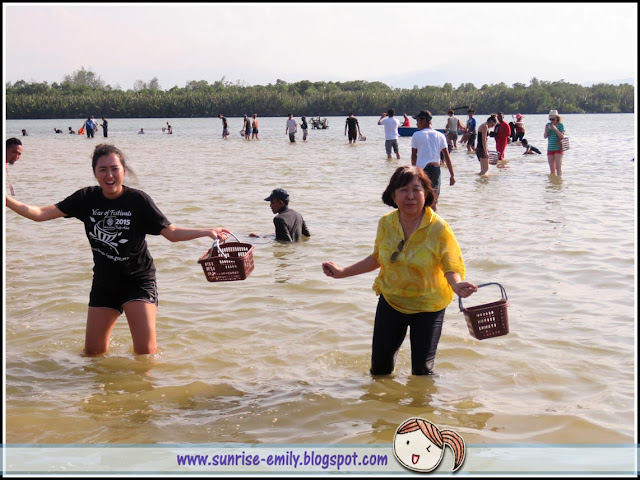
[378,108,401,159]
[285,113,298,143]
[410,110,456,212]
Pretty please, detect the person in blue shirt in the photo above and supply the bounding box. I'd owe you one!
[84,116,95,138]
[463,109,477,152]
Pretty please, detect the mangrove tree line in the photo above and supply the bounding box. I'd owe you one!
[5,67,634,119]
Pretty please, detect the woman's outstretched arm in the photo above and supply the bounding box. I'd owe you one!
[322,255,380,279]
[160,224,230,243]
[5,194,65,222]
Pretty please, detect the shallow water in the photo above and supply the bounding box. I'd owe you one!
[3,114,636,447]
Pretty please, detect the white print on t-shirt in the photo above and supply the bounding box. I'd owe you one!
[87,213,130,254]
[91,248,131,263]
[92,208,132,218]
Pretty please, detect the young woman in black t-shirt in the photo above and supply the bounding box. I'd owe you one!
[6,144,230,356]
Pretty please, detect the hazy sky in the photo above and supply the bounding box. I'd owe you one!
[3,3,637,90]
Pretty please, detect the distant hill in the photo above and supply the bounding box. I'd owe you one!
[581,77,635,86]
[380,67,635,90]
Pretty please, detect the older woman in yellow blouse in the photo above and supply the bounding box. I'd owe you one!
[322,166,478,375]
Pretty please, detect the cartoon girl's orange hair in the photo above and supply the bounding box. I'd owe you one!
[396,418,466,471]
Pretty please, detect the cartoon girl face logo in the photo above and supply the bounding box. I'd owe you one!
[393,418,465,473]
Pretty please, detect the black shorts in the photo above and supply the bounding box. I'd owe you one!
[89,279,158,314]
[423,163,441,198]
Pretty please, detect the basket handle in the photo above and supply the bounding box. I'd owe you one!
[206,232,241,260]
[458,282,508,311]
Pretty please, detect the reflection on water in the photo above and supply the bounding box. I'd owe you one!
[81,357,157,429]
[473,175,491,191]
[362,375,439,411]
[546,173,564,188]
[4,114,635,447]
[273,244,299,284]
[543,174,565,209]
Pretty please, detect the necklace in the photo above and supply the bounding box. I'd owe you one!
[400,211,424,240]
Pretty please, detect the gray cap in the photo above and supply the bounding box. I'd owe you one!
[413,110,433,121]
[264,188,289,201]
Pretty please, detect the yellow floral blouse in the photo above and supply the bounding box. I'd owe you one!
[371,207,466,314]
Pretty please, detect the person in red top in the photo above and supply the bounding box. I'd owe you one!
[402,114,411,127]
[493,112,511,160]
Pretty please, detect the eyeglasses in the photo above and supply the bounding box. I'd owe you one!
[390,240,405,263]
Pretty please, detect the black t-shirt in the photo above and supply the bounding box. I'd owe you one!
[273,206,310,242]
[55,185,171,283]
[346,117,358,131]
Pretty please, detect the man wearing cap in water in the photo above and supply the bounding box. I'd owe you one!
[264,188,310,242]
[410,110,456,212]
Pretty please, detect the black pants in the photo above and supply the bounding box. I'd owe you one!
[509,122,517,142]
[423,163,441,208]
[370,294,445,375]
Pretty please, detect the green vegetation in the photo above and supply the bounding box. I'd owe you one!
[6,67,634,119]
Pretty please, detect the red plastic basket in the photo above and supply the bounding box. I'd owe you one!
[459,282,509,340]
[198,233,254,282]
[558,136,570,151]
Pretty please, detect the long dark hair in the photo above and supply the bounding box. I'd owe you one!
[382,166,435,209]
[91,144,138,182]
